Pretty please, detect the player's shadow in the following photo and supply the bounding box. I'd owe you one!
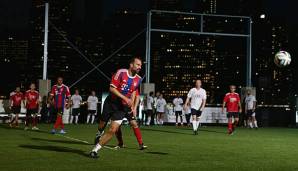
[145,151,168,155]
[19,144,90,158]
[142,128,191,135]
[31,137,89,145]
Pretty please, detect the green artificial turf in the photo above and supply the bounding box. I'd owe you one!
[1,124,298,171]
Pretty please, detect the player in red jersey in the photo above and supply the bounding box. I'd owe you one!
[48,77,71,134]
[90,57,146,158]
[9,87,24,127]
[24,83,40,130]
[222,85,242,135]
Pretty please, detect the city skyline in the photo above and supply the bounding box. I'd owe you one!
[0,0,297,106]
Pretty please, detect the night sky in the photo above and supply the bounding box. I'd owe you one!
[0,0,297,32]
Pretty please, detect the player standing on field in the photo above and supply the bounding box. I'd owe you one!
[245,90,258,129]
[48,77,71,134]
[145,92,154,126]
[90,57,147,158]
[86,90,98,124]
[173,96,183,126]
[156,94,167,125]
[24,83,40,130]
[70,89,82,124]
[222,85,242,135]
[184,80,207,135]
[9,87,24,128]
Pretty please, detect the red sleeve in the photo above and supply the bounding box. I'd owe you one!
[110,70,122,88]
[50,86,55,96]
[65,86,71,97]
[10,94,14,101]
[223,94,228,103]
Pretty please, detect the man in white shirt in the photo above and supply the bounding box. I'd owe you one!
[245,90,258,129]
[146,92,154,126]
[184,80,207,135]
[152,91,160,125]
[156,94,167,125]
[173,96,183,126]
[70,89,82,124]
[87,90,98,124]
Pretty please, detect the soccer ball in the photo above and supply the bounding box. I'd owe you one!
[274,51,291,67]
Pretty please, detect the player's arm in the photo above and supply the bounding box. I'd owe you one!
[109,86,132,106]
[253,98,257,112]
[238,101,242,113]
[132,91,140,117]
[222,101,226,113]
[200,99,206,111]
[184,97,190,110]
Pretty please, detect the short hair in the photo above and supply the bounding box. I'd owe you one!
[129,57,142,64]
[149,91,154,96]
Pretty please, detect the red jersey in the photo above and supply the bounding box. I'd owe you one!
[50,84,71,109]
[10,92,24,107]
[25,90,39,109]
[110,69,141,104]
[223,92,240,112]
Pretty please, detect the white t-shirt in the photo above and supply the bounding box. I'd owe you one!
[173,97,183,111]
[245,95,256,110]
[187,88,207,110]
[71,94,82,109]
[156,98,167,113]
[146,96,154,110]
[87,95,98,111]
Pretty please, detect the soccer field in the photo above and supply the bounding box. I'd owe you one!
[1,124,298,171]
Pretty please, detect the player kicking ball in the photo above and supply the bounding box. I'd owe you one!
[90,57,147,158]
[222,85,242,135]
[184,80,207,135]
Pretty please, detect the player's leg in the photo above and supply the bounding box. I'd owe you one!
[15,113,19,127]
[129,119,147,150]
[191,109,198,134]
[9,113,15,127]
[90,120,122,158]
[146,110,152,126]
[24,110,31,130]
[232,113,239,132]
[227,113,233,134]
[32,109,39,130]
[91,112,96,124]
[195,111,202,131]
[114,126,124,148]
[179,112,183,126]
[252,112,258,128]
[86,110,91,124]
[160,112,164,125]
[175,111,179,126]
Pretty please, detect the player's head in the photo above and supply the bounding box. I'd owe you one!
[229,85,236,93]
[159,94,163,98]
[91,90,96,96]
[129,57,142,74]
[57,77,63,85]
[30,83,36,90]
[149,91,154,96]
[75,89,79,95]
[16,86,20,92]
[246,89,251,95]
[156,91,160,97]
[195,80,202,88]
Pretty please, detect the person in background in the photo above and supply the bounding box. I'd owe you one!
[140,95,147,125]
[156,94,167,125]
[9,87,24,128]
[24,83,40,130]
[70,89,82,124]
[173,95,184,126]
[184,103,192,127]
[152,91,160,125]
[87,90,98,124]
[245,90,258,129]
[146,92,154,126]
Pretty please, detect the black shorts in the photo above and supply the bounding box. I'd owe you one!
[100,95,130,122]
[146,109,153,116]
[175,111,182,116]
[246,110,254,117]
[227,112,239,118]
[88,110,97,115]
[72,108,80,116]
[191,109,202,117]
[12,106,21,114]
[27,108,38,116]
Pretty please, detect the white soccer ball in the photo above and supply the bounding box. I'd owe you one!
[274,51,291,67]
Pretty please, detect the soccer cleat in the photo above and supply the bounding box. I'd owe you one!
[51,129,56,134]
[94,131,104,145]
[60,129,66,134]
[32,126,39,130]
[139,144,148,150]
[114,144,126,149]
[24,126,29,131]
[89,151,99,158]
